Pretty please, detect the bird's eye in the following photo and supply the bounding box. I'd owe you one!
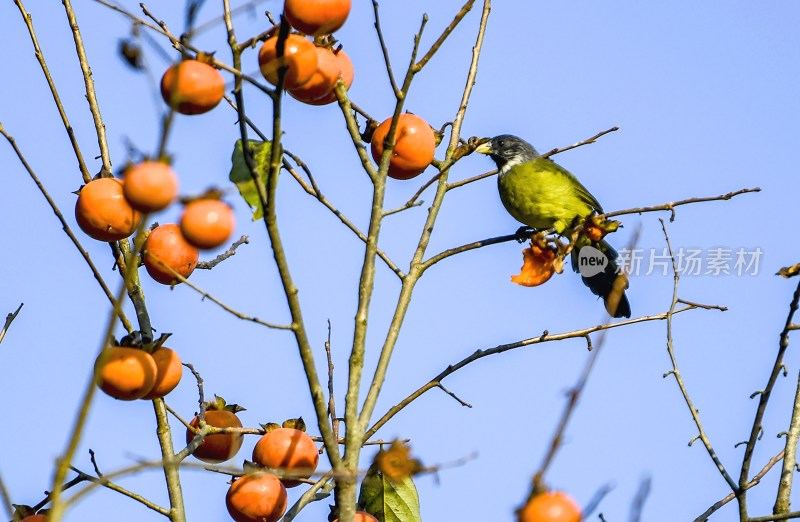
[497,140,504,148]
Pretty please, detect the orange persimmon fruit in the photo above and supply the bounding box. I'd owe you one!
[142,224,199,285]
[370,113,436,180]
[75,178,142,242]
[95,346,158,401]
[160,59,225,115]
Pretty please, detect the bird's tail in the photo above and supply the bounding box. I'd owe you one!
[571,238,631,318]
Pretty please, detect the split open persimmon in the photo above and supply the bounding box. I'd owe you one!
[252,427,319,487]
[511,242,558,287]
[258,34,318,88]
[123,161,178,213]
[140,347,182,400]
[289,48,353,105]
[226,472,288,522]
[142,224,199,285]
[518,491,582,522]
[370,113,436,180]
[75,178,142,242]
[284,0,351,36]
[180,199,235,250]
[95,346,158,401]
[160,59,225,115]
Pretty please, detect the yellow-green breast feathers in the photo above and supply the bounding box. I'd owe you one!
[498,157,602,233]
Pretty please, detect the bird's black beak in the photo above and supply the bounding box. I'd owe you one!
[474,137,493,155]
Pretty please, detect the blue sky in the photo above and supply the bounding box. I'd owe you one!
[1,1,800,521]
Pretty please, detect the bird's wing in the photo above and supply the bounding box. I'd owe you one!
[551,161,604,214]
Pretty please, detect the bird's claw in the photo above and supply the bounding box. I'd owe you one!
[514,226,537,243]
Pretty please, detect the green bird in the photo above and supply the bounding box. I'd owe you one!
[476,134,631,318]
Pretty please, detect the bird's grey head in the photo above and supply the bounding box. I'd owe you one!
[475,135,540,174]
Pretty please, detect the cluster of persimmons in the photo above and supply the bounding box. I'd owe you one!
[65,0,583,520]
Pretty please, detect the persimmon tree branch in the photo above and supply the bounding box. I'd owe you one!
[532,330,608,492]
[0,472,10,518]
[771,274,800,514]
[737,277,800,519]
[372,0,400,97]
[418,187,760,273]
[14,0,91,182]
[659,219,737,492]
[46,260,134,521]
[693,451,785,522]
[0,304,23,347]
[281,151,404,277]
[0,126,132,333]
[358,0,491,434]
[365,304,709,440]
[222,3,340,479]
[69,462,170,516]
[604,187,761,221]
[775,373,800,514]
[144,252,293,330]
[63,0,112,174]
[94,0,273,95]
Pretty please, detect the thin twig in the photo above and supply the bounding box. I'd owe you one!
[774,320,800,512]
[357,0,488,438]
[63,0,112,173]
[281,153,404,278]
[146,252,293,330]
[325,321,339,444]
[414,0,476,70]
[533,328,610,490]
[372,1,400,97]
[366,304,707,440]
[419,187,761,273]
[0,303,23,346]
[282,472,335,522]
[628,476,652,522]
[71,457,170,516]
[604,187,761,221]
[195,235,250,269]
[738,277,800,518]
[93,0,273,95]
[0,470,11,518]
[14,0,92,182]
[660,219,737,492]
[540,126,620,158]
[0,127,132,332]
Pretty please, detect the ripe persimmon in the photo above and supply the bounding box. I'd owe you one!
[140,347,182,400]
[95,346,157,401]
[252,427,319,487]
[180,199,235,250]
[75,178,142,241]
[187,399,244,463]
[225,472,288,522]
[160,59,225,115]
[258,34,318,88]
[123,161,178,213]
[333,513,379,522]
[287,46,340,102]
[289,48,353,105]
[518,491,582,522]
[143,224,199,285]
[284,0,351,36]
[370,113,436,180]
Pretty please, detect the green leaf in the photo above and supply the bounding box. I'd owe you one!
[358,464,421,522]
[229,139,272,220]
